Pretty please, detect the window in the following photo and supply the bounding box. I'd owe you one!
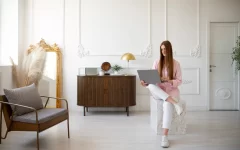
[0,0,18,65]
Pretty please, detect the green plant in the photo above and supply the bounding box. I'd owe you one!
[231,36,240,73]
[111,64,123,72]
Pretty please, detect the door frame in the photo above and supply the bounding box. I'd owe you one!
[206,21,240,111]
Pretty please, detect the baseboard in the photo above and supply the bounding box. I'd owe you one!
[186,106,208,111]
[70,104,208,112]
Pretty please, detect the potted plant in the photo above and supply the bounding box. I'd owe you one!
[231,36,240,73]
[111,64,123,75]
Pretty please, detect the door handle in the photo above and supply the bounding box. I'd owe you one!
[210,65,216,68]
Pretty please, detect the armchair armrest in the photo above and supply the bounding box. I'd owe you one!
[40,96,68,110]
[0,101,39,124]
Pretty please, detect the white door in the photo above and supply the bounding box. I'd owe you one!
[209,22,239,110]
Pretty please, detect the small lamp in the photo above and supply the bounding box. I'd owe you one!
[121,53,136,75]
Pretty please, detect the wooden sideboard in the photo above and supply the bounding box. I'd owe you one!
[77,75,136,116]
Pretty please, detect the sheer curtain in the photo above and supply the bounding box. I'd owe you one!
[0,0,18,65]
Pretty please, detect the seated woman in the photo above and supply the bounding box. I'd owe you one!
[140,40,183,148]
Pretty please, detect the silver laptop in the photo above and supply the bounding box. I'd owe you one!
[137,70,161,84]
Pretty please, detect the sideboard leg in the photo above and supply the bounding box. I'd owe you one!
[126,107,129,116]
[83,106,86,116]
[126,107,127,112]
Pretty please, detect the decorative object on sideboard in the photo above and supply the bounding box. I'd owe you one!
[111,64,123,75]
[101,62,111,75]
[99,70,104,76]
[121,53,136,75]
[85,68,98,75]
[231,36,240,73]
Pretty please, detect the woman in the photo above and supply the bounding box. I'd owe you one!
[140,40,183,148]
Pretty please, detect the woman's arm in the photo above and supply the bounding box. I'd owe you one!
[169,61,182,87]
[152,59,159,69]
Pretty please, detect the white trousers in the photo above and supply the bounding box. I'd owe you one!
[147,84,175,129]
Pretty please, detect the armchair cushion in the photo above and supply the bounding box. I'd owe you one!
[13,108,68,124]
[3,83,43,116]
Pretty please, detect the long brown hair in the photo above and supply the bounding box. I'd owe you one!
[158,40,174,80]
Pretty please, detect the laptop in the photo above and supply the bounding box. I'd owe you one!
[137,70,161,84]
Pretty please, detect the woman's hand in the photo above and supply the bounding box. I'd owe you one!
[161,77,173,85]
[161,77,169,82]
[140,80,149,87]
[168,80,173,85]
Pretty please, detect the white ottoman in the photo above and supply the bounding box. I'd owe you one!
[150,96,187,135]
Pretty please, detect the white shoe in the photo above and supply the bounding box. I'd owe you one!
[161,135,169,148]
[174,102,183,115]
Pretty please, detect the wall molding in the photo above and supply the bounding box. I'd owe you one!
[181,67,200,95]
[165,0,200,58]
[182,79,192,84]
[215,87,232,100]
[78,0,152,58]
[190,0,200,58]
[190,44,201,58]
[62,0,65,56]
[31,0,35,43]
[164,0,168,40]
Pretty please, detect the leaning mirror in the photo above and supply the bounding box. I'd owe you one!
[27,39,62,108]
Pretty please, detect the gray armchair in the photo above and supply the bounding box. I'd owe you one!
[0,95,70,150]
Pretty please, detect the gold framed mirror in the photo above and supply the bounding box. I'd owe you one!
[27,39,62,108]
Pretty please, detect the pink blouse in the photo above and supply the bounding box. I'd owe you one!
[152,59,182,98]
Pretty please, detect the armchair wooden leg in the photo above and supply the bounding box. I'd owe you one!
[67,117,70,138]
[37,126,40,150]
[37,131,39,150]
[0,104,2,144]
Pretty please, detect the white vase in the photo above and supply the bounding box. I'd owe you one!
[114,71,118,75]
[99,71,104,76]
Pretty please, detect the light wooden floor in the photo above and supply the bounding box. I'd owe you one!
[0,111,240,150]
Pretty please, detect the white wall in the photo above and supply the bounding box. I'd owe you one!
[0,66,13,94]
[16,0,240,111]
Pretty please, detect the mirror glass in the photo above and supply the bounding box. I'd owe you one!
[38,52,57,107]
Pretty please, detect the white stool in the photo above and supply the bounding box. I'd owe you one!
[150,96,187,135]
